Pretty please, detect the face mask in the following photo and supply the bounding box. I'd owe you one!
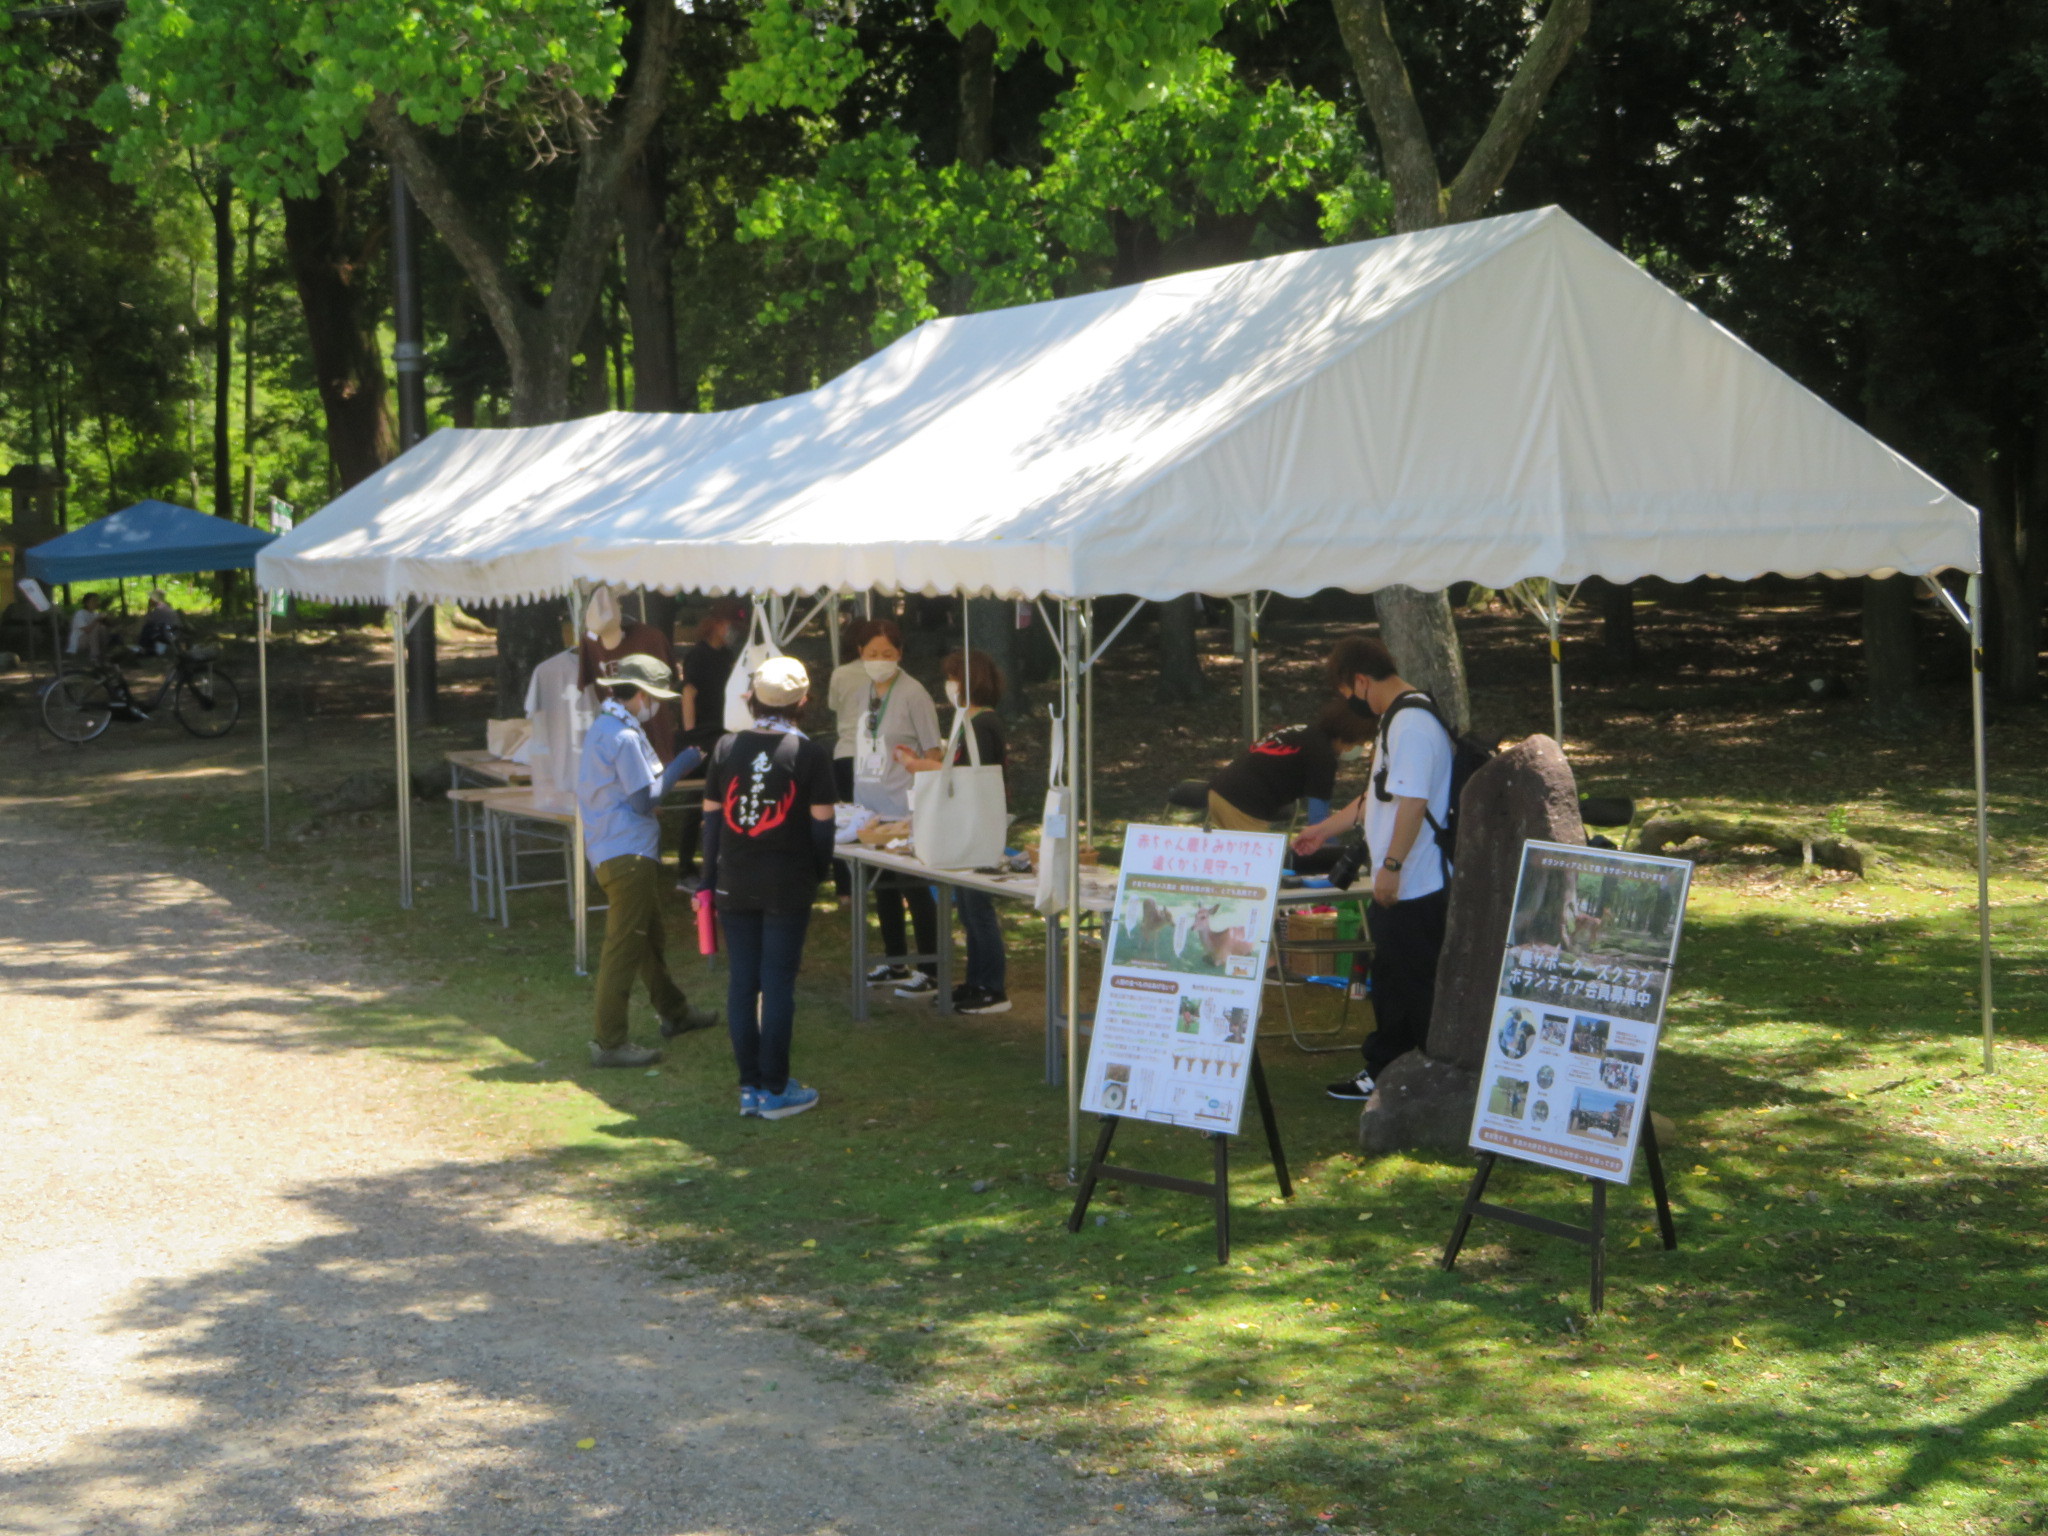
[863,657,899,683]
[944,680,963,708]
[1346,693,1375,720]
[1340,743,1366,761]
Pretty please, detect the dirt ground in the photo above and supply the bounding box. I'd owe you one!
[0,788,1217,1535]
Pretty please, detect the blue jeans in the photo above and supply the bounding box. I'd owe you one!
[956,888,1006,993]
[723,907,812,1093]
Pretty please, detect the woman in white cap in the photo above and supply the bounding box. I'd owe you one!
[701,654,839,1120]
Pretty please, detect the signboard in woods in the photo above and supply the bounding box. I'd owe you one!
[1078,824,1288,1136]
[1468,840,1693,1184]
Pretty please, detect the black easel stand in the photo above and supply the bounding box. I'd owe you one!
[1440,1112,1676,1313]
[1067,1050,1292,1264]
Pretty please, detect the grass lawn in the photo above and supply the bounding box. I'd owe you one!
[23,587,2048,1534]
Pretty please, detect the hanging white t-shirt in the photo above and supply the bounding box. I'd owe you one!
[1364,697,1454,901]
[522,648,597,809]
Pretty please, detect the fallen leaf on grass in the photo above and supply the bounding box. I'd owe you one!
[575,1438,595,1450]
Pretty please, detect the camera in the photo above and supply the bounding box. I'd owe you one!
[1327,837,1368,891]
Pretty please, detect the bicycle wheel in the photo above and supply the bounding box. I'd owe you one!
[41,671,114,744]
[173,665,241,738]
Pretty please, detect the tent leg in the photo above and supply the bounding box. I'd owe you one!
[1064,598,1083,1182]
[1247,592,1261,744]
[1968,575,1993,1070]
[1081,599,1095,845]
[392,605,413,910]
[259,590,272,852]
[1547,579,1564,747]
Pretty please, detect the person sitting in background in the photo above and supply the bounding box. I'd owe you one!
[701,655,838,1120]
[848,619,944,998]
[896,649,1011,1015]
[136,590,179,656]
[1207,699,1371,833]
[576,652,719,1069]
[67,593,111,662]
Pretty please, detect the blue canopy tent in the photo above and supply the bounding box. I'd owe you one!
[26,500,280,847]
[23,500,274,584]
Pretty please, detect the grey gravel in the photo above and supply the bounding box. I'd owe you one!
[0,800,1225,1536]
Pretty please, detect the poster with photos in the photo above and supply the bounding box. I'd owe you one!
[1467,840,1693,1183]
[1078,824,1288,1137]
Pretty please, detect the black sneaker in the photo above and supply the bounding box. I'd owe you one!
[659,1005,721,1039]
[867,963,915,986]
[1325,1071,1376,1102]
[957,987,1012,1016]
[893,973,939,999]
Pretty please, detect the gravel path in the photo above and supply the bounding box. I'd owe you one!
[0,803,1204,1536]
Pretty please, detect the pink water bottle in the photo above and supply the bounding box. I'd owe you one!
[694,887,718,956]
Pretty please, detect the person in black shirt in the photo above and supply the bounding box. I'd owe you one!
[1208,699,1370,831]
[675,600,746,886]
[897,649,1011,1014]
[702,654,838,1120]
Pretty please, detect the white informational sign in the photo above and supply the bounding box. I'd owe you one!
[1468,840,1693,1184]
[16,577,50,613]
[1078,824,1288,1136]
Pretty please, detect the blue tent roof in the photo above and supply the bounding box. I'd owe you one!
[23,500,276,584]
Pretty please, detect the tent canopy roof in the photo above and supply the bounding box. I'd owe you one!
[28,500,276,584]
[259,207,1978,605]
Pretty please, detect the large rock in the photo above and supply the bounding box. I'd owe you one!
[1362,734,1585,1154]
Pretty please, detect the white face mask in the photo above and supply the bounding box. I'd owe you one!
[944,680,963,708]
[862,657,899,683]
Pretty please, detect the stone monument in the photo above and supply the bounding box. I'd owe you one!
[1361,734,1586,1153]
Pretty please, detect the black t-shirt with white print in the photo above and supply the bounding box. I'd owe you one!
[705,725,838,915]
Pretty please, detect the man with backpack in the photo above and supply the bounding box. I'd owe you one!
[1294,636,1456,1105]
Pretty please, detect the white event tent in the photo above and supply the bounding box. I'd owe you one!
[259,206,1992,1166]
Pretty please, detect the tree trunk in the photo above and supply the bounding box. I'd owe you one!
[1330,0,1594,736]
[965,594,1025,721]
[1152,594,1208,704]
[620,146,680,412]
[1861,573,1920,732]
[1374,584,1470,732]
[1593,576,1637,666]
[280,171,397,489]
[210,169,234,612]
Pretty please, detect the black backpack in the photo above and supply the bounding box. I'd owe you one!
[1370,691,1496,866]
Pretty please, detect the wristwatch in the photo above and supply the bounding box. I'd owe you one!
[1381,856,1404,872]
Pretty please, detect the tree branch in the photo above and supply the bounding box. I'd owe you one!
[1329,0,1444,232]
[367,100,530,387]
[1445,0,1594,224]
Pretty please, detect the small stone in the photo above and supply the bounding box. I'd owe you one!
[971,1179,990,1193]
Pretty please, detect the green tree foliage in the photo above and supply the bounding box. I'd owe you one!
[739,49,1385,345]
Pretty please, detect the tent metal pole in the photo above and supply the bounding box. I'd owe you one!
[1968,575,1993,1070]
[259,588,272,852]
[1064,597,1083,1181]
[1082,598,1095,845]
[826,591,843,667]
[1547,579,1565,747]
[392,604,413,910]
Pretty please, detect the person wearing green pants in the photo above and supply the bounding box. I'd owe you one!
[577,653,720,1067]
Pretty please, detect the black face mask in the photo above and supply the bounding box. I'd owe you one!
[1346,693,1376,720]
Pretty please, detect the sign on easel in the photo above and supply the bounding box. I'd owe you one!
[1069,824,1294,1263]
[1467,840,1692,1182]
[1078,824,1289,1133]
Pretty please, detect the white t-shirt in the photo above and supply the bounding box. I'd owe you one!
[522,648,598,807]
[66,609,98,654]
[1364,697,1454,900]
[826,659,869,760]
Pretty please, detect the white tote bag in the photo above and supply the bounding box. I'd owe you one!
[1033,708,1070,915]
[911,710,1008,869]
[722,604,780,732]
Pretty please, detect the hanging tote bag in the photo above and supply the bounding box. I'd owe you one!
[911,710,1008,869]
[722,603,780,732]
[1033,706,1070,915]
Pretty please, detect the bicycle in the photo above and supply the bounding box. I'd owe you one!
[41,639,242,744]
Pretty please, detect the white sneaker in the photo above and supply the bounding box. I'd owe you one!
[892,973,938,999]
